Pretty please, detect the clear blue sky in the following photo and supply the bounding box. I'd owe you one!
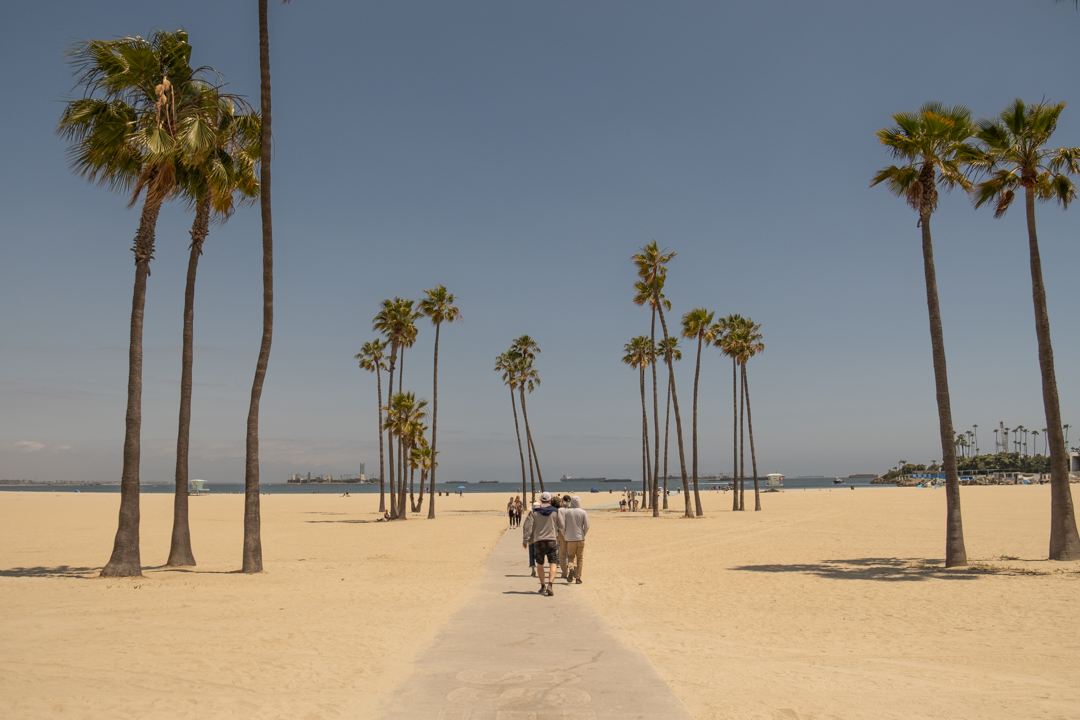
[2,1,1079,484]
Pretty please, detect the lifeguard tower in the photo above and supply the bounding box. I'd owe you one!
[189,479,208,495]
[766,473,784,489]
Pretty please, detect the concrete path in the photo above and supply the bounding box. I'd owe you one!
[374,527,695,720]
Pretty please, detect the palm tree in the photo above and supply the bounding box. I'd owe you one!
[494,351,529,501]
[242,0,291,573]
[383,392,427,519]
[633,242,693,518]
[657,336,682,510]
[714,315,744,511]
[633,280,670,515]
[1032,430,1040,456]
[972,424,979,455]
[412,444,435,514]
[168,98,260,568]
[511,336,545,494]
[59,30,220,577]
[418,286,461,519]
[736,320,765,510]
[356,339,389,512]
[872,101,974,567]
[623,337,655,511]
[373,297,416,518]
[964,99,1080,559]
[408,422,427,512]
[681,307,717,517]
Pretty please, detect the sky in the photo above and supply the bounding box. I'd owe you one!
[2,1,1080,485]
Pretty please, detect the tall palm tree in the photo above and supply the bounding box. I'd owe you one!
[511,336,545,494]
[972,424,979,455]
[356,338,389,512]
[243,0,291,573]
[412,443,435,514]
[714,315,744,511]
[681,308,717,517]
[633,242,692,518]
[633,280,669,515]
[728,320,765,510]
[1032,430,1040,457]
[623,337,655,511]
[168,98,260,568]
[373,297,414,518]
[872,101,974,567]
[964,98,1080,560]
[495,351,529,502]
[657,336,682,510]
[419,286,461,519]
[59,30,219,577]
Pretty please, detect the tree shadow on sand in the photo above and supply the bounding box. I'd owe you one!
[727,557,1045,582]
[0,565,99,578]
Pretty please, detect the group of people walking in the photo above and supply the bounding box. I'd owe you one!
[520,492,589,597]
[506,496,525,527]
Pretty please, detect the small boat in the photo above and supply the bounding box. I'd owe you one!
[833,477,845,484]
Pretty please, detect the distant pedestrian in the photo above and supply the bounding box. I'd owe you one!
[557,494,572,578]
[522,492,565,596]
[507,497,516,527]
[561,496,589,583]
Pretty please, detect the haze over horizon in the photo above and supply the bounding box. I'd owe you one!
[2,1,1080,485]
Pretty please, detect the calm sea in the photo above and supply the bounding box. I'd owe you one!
[0,476,882,494]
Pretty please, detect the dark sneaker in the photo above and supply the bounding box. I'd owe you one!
[530,568,536,577]
[538,584,546,594]
[567,569,576,582]
[544,584,554,596]
[575,578,582,584]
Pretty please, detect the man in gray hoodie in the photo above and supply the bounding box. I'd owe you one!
[561,495,590,583]
[522,491,565,596]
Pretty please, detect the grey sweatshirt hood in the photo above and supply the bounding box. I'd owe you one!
[570,496,582,508]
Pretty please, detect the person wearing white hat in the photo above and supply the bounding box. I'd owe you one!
[522,491,564,596]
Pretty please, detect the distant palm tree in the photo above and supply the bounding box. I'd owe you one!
[972,424,979,455]
[1032,430,1040,456]
[374,297,420,518]
[357,338,389,512]
[633,280,669,515]
[59,30,222,577]
[623,337,655,509]
[419,285,461,519]
[872,101,974,567]
[728,319,765,511]
[494,351,529,502]
[412,444,435,514]
[964,98,1080,559]
[168,98,260,568]
[511,336,545,494]
[633,242,693,518]
[383,392,427,520]
[681,307,717,517]
[714,315,745,511]
[657,337,682,510]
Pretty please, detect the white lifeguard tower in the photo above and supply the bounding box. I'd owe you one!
[766,473,784,488]
[189,479,208,495]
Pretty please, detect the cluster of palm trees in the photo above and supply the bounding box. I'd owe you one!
[623,242,766,520]
[495,337,544,503]
[872,98,1080,563]
[57,27,272,577]
[356,287,460,520]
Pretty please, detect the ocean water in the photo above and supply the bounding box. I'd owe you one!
[0,476,882,494]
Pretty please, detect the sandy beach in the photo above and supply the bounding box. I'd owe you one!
[1,485,1078,719]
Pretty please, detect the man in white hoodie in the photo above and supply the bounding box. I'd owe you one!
[560,495,590,584]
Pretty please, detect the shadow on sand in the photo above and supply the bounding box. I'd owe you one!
[724,557,1028,582]
[0,565,99,578]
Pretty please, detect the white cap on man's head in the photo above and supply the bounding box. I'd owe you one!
[540,491,552,502]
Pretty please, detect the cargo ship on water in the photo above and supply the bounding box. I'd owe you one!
[560,475,608,482]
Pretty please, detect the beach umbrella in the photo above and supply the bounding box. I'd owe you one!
[457,485,465,489]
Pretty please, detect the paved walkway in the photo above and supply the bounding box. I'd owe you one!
[375,526,694,720]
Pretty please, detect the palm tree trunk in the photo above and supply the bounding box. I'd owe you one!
[739,361,745,511]
[1023,189,1080,560]
[692,333,703,517]
[417,470,426,513]
[242,0,275,574]
[651,307,660,514]
[409,459,416,512]
[744,365,761,511]
[520,388,544,493]
[387,350,397,519]
[920,214,966,566]
[427,322,441,519]
[731,357,738,512]
[639,364,652,513]
[657,304,693,518]
[664,374,671,509]
[167,195,210,568]
[398,437,407,519]
[376,365,385,513]
[102,196,163,578]
[511,386,528,502]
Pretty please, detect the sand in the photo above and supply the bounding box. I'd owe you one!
[1,485,1078,719]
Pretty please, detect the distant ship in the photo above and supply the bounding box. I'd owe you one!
[560,475,607,482]
[848,474,876,478]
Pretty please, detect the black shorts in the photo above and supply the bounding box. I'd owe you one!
[534,540,559,565]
